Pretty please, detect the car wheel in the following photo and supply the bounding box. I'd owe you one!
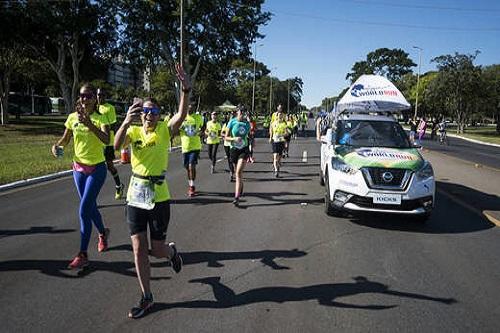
[324,171,343,217]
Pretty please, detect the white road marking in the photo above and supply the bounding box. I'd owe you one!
[302,150,308,163]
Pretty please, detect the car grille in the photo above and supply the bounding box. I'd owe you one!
[348,195,432,211]
[362,167,412,190]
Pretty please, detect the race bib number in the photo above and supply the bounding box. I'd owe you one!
[273,135,284,142]
[209,131,217,138]
[127,176,155,210]
[184,125,197,137]
[233,138,245,149]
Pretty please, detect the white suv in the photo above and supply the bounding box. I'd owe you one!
[320,112,435,222]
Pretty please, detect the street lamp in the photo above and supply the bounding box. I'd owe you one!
[251,43,263,115]
[413,46,423,119]
[269,67,277,115]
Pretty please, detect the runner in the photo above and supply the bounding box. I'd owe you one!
[114,64,190,319]
[226,106,251,206]
[417,117,427,146]
[205,111,222,173]
[409,118,417,145]
[221,112,236,182]
[269,110,290,178]
[179,103,204,197]
[247,113,257,163]
[51,83,111,270]
[97,88,124,199]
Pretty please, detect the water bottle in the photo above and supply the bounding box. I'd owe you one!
[55,146,64,158]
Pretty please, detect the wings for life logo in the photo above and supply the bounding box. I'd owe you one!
[356,148,418,161]
[350,84,398,98]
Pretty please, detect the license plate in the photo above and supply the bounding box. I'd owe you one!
[372,193,401,205]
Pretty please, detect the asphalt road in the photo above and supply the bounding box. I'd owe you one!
[420,133,500,170]
[1,133,499,332]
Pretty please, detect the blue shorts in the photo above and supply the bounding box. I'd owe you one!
[183,150,200,168]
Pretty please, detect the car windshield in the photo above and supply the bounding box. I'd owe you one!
[336,120,412,148]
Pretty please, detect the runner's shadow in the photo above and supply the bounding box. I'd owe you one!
[151,276,456,313]
[0,259,171,280]
[106,245,307,270]
[0,226,75,239]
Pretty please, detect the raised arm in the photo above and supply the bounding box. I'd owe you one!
[169,64,192,136]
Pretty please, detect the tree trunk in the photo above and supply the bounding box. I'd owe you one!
[0,50,14,125]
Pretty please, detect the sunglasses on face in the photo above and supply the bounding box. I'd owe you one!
[80,93,94,99]
[142,107,160,115]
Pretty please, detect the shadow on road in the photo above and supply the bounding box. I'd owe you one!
[0,259,169,280]
[150,276,456,313]
[349,182,497,234]
[107,246,307,270]
[0,226,75,239]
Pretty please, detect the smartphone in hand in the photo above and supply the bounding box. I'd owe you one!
[130,97,143,124]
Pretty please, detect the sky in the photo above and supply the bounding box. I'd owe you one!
[255,0,500,108]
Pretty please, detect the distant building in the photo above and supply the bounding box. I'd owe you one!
[107,56,150,91]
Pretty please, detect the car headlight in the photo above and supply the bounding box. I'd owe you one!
[331,158,356,174]
[416,161,434,180]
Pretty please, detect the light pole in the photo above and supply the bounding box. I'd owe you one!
[413,46,422,119]
[251,43,263,115]
[287,79,290,113]
[269,67,277,115]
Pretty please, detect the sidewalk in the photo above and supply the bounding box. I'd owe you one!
[422,149,500,226]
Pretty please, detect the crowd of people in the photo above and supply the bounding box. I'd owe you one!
[51,69,305,318]
[408,117,448,146]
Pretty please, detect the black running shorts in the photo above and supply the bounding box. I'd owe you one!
[104,146,115,161]
[272,142,285,154]
[230,147,250,164]
[126,201,170,240]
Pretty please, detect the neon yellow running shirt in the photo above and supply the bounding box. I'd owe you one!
[64,112,107,165]
[99,103,116,145]
[206,120,222,144]
[180,113,203,152]
[126,122,171,202]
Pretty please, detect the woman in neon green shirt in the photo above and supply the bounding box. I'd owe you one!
[51,84,111,270]
[269,111,290,178]
[114,64,191,319]
[205,111,222,173]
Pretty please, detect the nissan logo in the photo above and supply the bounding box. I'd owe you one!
[382,172,394,182]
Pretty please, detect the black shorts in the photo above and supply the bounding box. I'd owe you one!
[183,150,200,168]
[272,142,285,154]
[126,201,170,240]
[104,146,115,161]
[230,147,250,164]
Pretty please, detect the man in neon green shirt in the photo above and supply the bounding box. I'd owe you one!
[97,88,124,200]
[179,104,204,197]
[205,111,222,173]
[269,110,290,177]
[114,64,190,319]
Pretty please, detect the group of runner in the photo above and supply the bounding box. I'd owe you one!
[50,64,305,318]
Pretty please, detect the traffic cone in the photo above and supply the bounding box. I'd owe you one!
[120,147,130,164]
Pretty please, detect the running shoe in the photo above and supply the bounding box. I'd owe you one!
[249,156,255,163]
[168,242,183,273]
[98,228,110,252]
[68,252,89,270]
[211,165,215,174]
[232,197,240,206]
[188,186,196,197]
[128,294,154,319]
[115,184,125,200]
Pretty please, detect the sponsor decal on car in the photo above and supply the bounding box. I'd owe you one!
[337,147,424,171]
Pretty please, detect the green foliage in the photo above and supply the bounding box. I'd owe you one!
[346,48,416,83]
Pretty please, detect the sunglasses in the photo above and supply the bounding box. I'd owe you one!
[142,107,160,115]
[80,93,94,99]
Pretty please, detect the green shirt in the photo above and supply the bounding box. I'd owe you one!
[64,112,107,165]
[99,103,116,145]
[227,119,250,149]
[126,122,171,202]
[180,113,204,153]
[206,120,222,144]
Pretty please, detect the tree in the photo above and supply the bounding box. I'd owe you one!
[429,51,482,133]
[15,0,118,114]
[118,0,271,101]
[481,65,500,133]
[346,48,416,84]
